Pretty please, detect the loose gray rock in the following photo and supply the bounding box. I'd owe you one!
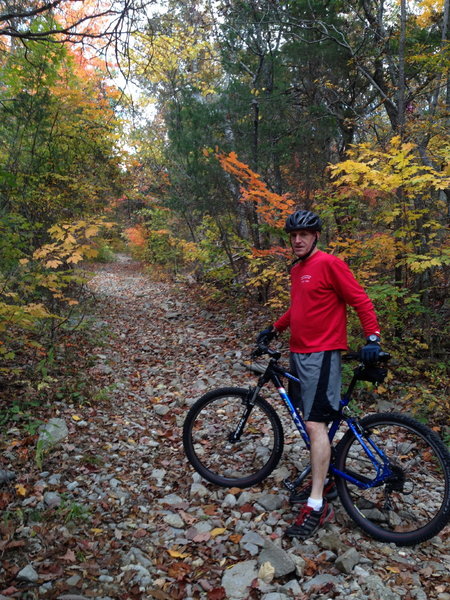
[221,560,258,599]
[271,465,291,482]
[281,579,302,596]
[44,491,62,507]
[354,565,371,578]
[242,542,259,555]
[121,564,152,587]
[190,482,209,497]
[17,564,39,582]
[124,547,153,569]
[257,493,285,511]
[159,493,184,505]
[94,364,113,375]
[195,521,212,533]
[240,531,265,547]
[362,575,402,600]
[237,491,255,506]
[289,552,306,577]
[335,547,361,573]
[48,474,62,485]
[317,527,349,553]
[223,493,237,508]
[257,539,296,577]
[302,573,341,593]
[38,418,68,449]
[151,468,166,484]
[412,587,429,600]
[163,512,184,528]
[0,469,16,485]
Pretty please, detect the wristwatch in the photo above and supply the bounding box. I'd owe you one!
[367,334,380,343]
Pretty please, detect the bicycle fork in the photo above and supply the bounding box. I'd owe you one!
[228,386,261,443]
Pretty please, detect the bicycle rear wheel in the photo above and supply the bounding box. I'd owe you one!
[335,412,450,545]
[183,387,284,488]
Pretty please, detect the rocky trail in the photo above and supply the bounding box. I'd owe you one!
[1,256,449,600]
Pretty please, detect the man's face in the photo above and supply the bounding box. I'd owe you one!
[289,229,318,258]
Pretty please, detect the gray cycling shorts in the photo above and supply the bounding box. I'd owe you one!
[289,350,342,422]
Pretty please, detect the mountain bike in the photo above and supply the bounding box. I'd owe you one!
[182,345,450,545]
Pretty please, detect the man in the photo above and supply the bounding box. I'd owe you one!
[257,209,382,539]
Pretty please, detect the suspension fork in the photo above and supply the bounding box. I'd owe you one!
[228,382,265,443]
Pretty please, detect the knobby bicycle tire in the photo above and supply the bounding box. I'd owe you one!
[183,387,284,488]
[335,412,450,545]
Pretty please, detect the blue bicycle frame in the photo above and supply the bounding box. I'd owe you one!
[248,356,394,493]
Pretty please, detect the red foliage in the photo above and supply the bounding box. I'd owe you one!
[217,152,295,228]
[125,225,147,247]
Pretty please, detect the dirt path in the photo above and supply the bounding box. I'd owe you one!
[1,257,449,600]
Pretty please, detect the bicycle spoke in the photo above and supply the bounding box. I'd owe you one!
[192,397,273,477]
[336,414,450,544]
[183,388,284,487]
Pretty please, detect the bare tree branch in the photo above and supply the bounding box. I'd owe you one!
[0,0,153,47]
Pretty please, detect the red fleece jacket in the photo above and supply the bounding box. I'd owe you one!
[273,251,380,353]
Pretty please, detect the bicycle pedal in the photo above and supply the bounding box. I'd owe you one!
[283,477,297,492]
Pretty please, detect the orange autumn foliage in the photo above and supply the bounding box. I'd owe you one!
[54,0,110,45]
[251,246,291,259]
[217,152,295,228]
[125,225,147,248]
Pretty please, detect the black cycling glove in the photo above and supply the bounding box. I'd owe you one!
[257,325,277,346]
[361,335,381,364]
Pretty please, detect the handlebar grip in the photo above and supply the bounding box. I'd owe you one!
[342,351,391,362]
[342,352,360,361]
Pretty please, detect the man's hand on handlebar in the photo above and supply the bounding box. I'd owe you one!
[343,350,391,363]
[360,335,382,364]
[256,325,277,347]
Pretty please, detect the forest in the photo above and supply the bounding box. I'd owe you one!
[1,0,448,425]
[0,1,449,598]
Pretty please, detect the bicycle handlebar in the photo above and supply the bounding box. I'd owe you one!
[343,350,391,363]
[251,344,391,364]
[251,344,281,360]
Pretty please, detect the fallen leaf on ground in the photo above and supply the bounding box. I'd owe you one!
[210,528,226,538]
[58,548,76,562]
[168,549,190,559]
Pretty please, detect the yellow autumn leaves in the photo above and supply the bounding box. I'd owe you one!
[330,137,450,195]
[33,218,113,269]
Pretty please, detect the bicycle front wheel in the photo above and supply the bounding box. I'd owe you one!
[183,387,284,488]
[335,412,450,545]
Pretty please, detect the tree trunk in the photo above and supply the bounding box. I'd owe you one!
[397,0,406,135]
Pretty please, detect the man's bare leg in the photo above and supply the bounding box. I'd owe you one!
[305,421,331,503]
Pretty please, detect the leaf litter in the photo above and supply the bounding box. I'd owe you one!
[0,255,448,599]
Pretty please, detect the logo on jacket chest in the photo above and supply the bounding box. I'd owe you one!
[300,274,312,283]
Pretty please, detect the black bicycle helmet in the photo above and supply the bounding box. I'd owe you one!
[284,210,323,233]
